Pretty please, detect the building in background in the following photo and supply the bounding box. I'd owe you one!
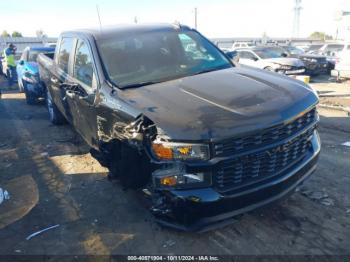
[335,10,350,41]
[0,37,57,57]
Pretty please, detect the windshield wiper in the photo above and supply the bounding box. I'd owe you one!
[120,81,160,89]
[192,64,231,76]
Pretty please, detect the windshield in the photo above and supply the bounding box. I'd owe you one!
[287,46,304,55]
[97,29,232,88]
[254,48,283,59]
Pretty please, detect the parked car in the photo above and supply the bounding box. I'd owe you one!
[38,24,320,231]
[17,47,55,104]
[280,45,328,76]
[305,44,324,54]
[231,42,255,50]
[224,50,239,63]
[331,50,350,81]
[236,47,305,75]
[217,41,254,51]
[315,43,349,73]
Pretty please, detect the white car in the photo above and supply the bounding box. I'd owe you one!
[331,50,350,80]
[231,42,255,50]
[236,47,305,75]
[217,42,254,51]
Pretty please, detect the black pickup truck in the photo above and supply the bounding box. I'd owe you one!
[38,23,320,231]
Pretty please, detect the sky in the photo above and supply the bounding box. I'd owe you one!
[0,0,349,38]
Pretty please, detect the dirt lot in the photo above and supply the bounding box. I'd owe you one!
[0,75,350,256]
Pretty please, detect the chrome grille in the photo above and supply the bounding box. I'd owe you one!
[215,127,315,191]
[213,108,317,157]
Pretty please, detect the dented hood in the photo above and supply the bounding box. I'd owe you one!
[264,57,305,67]
[119,67,318,141]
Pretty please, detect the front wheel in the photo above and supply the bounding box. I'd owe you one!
[24,86,37,105]
[46,88,66,125]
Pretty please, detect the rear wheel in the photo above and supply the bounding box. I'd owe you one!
[46,88,66,125]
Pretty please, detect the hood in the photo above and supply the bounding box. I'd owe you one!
[118,67,318,141]
[299,54,326,59]
[25,62,39,74]
[264,57,304,67]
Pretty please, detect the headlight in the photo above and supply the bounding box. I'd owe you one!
[152,164,211,189]
[151,142,210,161]
[303,58,317,63]
[278,65,292,70]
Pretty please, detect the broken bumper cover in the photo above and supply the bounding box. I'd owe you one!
[153,130,321,232]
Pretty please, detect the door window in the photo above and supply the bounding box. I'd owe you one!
[73,40,94,87]
[58,38,74,73]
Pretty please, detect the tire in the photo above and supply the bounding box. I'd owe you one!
[108,143,152,189]
[46,88,66,125]
[24,86,37,105]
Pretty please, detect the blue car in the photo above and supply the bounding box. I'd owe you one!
[17,46,55,104]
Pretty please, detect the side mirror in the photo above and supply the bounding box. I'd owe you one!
[19,60,24,65]
[252,57,258,61]
[281,52,288,57]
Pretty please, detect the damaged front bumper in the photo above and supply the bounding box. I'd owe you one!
[150,130,321,232]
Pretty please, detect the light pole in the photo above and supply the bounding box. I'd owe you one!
[194,7,198,29]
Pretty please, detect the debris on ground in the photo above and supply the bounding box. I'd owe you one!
[163,240,176,248]
[320,198,335,206]
[40,152,49,157]
[341,141,350,147]
[346,209,350,214]
[0,188,10,205]
[300,188,335,207]
[26,224,60,240]
[301,189,328,200]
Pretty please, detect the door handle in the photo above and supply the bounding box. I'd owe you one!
[51,77,58,84]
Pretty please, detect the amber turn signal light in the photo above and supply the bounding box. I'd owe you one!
[160,176,178,186]
[151,143,173,160]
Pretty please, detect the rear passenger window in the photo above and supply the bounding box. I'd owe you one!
[73,40,94,87]
[58,38,74,73]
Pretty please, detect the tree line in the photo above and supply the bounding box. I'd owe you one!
[1,30,23,37]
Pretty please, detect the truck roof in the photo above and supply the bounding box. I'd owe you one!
[62,23,192,40]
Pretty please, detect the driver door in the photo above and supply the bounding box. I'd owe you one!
[64,39,98,147]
